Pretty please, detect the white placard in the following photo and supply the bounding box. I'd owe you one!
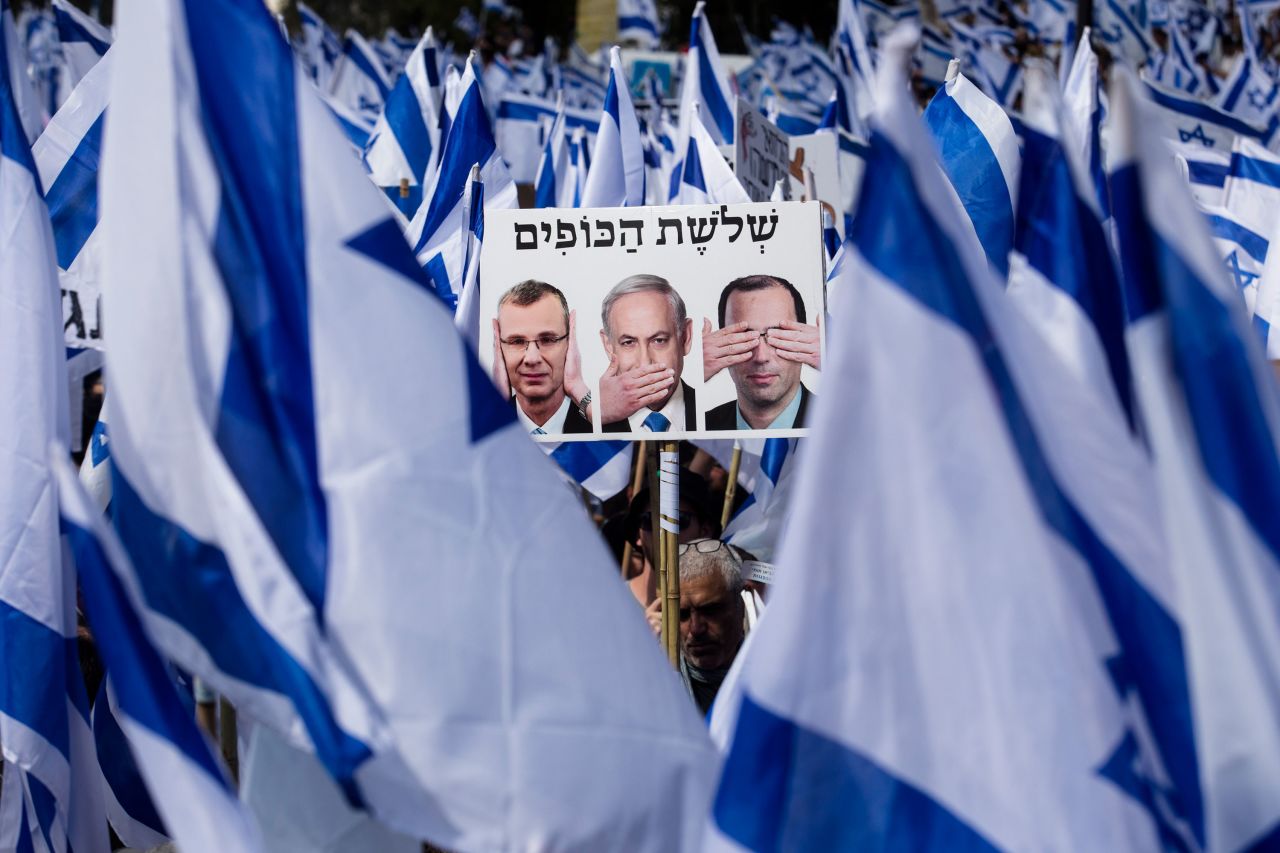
[480,201,826,441]
[735,98,792,203]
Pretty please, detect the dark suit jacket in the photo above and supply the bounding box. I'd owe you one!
[705,385,815,431]
[602,381,697,433]
[511,395,593,434]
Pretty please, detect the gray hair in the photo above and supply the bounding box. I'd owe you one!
[600,274,688,342]
[498,280,569,331]
[679,539,745,596]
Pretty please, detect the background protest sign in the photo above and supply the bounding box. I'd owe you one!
[61,272,103,349]
[788,132,843,236]
[481,201,826,442]
[735,98,792,203]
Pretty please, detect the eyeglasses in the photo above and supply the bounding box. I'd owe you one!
[499,333,569,352]
[678,539,732,557]
[639,511,694,531]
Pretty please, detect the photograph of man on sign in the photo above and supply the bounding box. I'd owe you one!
[703,274,820,431]
[492,280,593,436]
[597,274,698,433]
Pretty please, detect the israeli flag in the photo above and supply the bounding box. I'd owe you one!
[1201,205,1273,346]
[618,0,659,49]
[56,459,264,853]
[495,91,600,184]
[78,399,111,513]
[407,55,516,308]
[543,440,635,501]
[1145,77,1278,153]
[670,108,750,205]
[364,27,442,217]
[1110,65,1280,851]
[1061,31,1111,217]
[534,93,574,209]
[565,125,592,207]
[582,46,645,207]
[1217,5,1279,128]
[51,0,109,89]
[3,0,42,143]
[668,1,734,200]
[453,165,484,350]
[33,47,110,350]
[835,0,875,125]
[328,28,391,118]
[1147,21,1208,95]
[0,13,107,849]
[722,438,798,563]
[89,678,168,850]
[710,30,1203,851]
[100,2,715,849]
[924,59,1020,277]
[1222,136,1280,247]
[322,89,375,155]
[1009,66,1135,427]
[1172,139,1230,207]
[297,1,340,89]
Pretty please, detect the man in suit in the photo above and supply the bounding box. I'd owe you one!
[597,274,697,433]
[492,280,593,436]
[703,275,819,431]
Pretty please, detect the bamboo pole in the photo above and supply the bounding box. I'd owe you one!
[398,177,410,199]
[659,441,681,667]
[648,445,666,653]
[720,442,742,531]
[620,441,648,576]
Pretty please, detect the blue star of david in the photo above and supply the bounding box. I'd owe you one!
[1248,87,1269,111]
[89,421,110,467]
[1226,250,1260,291]
[1179,123,1214,147]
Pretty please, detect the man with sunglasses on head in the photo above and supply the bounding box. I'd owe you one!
[493,280,593,435]
[645,538,749,715]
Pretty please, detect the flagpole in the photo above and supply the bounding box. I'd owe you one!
[720,441,742,531]
[219,696,239,786]
[659,441,681,667]
[620,440,648,577]
[648,442,667,655]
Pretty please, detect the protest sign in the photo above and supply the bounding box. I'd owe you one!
[735,98,792,202]
[61,272,103,350]
[481,201,826,441]
[788,132,843,235]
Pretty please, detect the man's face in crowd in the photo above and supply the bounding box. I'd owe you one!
[498,294,568,407]
[679,569,745,671]
[724,285,803,411]
[603,291,691,409]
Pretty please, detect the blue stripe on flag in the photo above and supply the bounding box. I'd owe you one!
[43,112,105,268]
[110,469,372,801]
[855,135,1205,846]
[1229,152,1280,188]
[1145,83,1266,139]
[1206,214,1269,263]
[383,74,432,181]
[27,773,58,847]
[91,682,168,838]
[344,38,390,99]
[184,0,331,617]
[0,27,38,180]
[691,22,734,141]
[54,8,109,54]
[618,15,659,35]
[549,440,628,482]
[0,601,74,759]
[682,135,707,193]
[67,519,227,788]
[714,695,1001,851]
[414,81,496,254]
[1111,166,1165,324]
[1186,159,1227,188]
[923,91,1014,277]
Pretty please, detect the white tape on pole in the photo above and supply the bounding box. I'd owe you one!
[659,450,680,533]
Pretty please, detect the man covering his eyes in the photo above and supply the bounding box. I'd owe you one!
[597,274,697,433]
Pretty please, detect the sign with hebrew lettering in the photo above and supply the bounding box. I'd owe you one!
[735,98,791,203]
[480,201,826,441]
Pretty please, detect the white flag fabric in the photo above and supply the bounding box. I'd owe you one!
[618,0,659,48]
[1145,77,1278,152]
[0,16,107,850]
[1008,66,1135,427]
[363,27,442,218]
[2,0,41,143]
[297,1,340,90]
[923,59,1020,277]
[721,438,798,563]
[50,0,110,90]
[328,29,391,119]
[55,458,264,853]
[1062,28,1111,219]
[1200,204,1273,349]
[33,47,110,350]
[100,1,715,850]
[670,110,750,205]
[1110,66,1280,851]
[533,93,574,209]
[709,29,1202,851]
[581,46,646,208]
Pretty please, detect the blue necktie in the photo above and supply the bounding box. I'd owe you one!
[643,411,670,432]
[531,427,547,435]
